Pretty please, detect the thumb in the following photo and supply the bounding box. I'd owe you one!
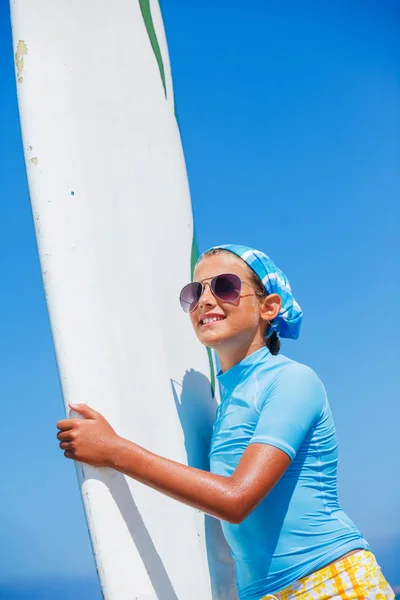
[69,403,98,419]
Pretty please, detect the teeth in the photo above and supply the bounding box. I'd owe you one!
[202,317,224,325]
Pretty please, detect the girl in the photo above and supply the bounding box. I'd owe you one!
[57,244,394,600]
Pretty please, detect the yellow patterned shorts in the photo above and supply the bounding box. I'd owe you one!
[261,550,395,599]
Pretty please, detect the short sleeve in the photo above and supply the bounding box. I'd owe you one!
[249,364,326,460]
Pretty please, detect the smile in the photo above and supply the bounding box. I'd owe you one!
[200,316,226,326]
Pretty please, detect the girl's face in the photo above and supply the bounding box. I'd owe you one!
[191,253,276,355]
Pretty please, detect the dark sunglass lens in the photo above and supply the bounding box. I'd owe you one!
[213,274,241,302]
[179,282,203,313]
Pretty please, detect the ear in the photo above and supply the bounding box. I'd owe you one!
[259,293,282,325]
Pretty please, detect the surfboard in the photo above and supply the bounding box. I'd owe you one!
[10,1,237,598]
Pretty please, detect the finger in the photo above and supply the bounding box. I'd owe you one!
[59,441,73,450]
[64,450,74,459]
[57,430,74,442]
[56,419,81,431]
[69,403,99,419]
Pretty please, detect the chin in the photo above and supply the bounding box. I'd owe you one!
[198,329,236,350]
[200,336,222,349]
[197,331,224,348]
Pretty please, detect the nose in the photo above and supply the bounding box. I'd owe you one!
[198,282,215,308]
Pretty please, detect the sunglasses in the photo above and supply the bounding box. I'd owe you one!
[179,273,257,313]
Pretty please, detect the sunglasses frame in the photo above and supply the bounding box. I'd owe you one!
[179,272,259,313]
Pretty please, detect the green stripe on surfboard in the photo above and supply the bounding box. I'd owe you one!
[139,0,167,97]
[138,1,216,397]
[190,229,200,280]
[206,345,216,397]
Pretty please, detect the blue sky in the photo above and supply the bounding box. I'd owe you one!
[1,0,399,596]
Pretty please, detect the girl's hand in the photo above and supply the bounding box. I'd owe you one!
[56,404,120,467]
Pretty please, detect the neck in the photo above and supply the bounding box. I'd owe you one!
[216,337,266,372]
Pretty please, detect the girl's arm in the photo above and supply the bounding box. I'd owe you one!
[57,403,290,524]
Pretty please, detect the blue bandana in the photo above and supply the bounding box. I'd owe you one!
[198,244,303,340]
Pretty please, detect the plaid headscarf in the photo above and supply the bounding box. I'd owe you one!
[198,244,303,340]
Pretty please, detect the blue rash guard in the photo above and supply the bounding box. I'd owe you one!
[209,346,369,600]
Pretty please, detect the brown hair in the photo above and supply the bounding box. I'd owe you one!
[201,248,281,355]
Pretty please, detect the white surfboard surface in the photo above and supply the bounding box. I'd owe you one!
[10,1,237,598]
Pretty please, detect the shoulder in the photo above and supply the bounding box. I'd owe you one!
[268,354,323,384]
[263,355,327,411]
